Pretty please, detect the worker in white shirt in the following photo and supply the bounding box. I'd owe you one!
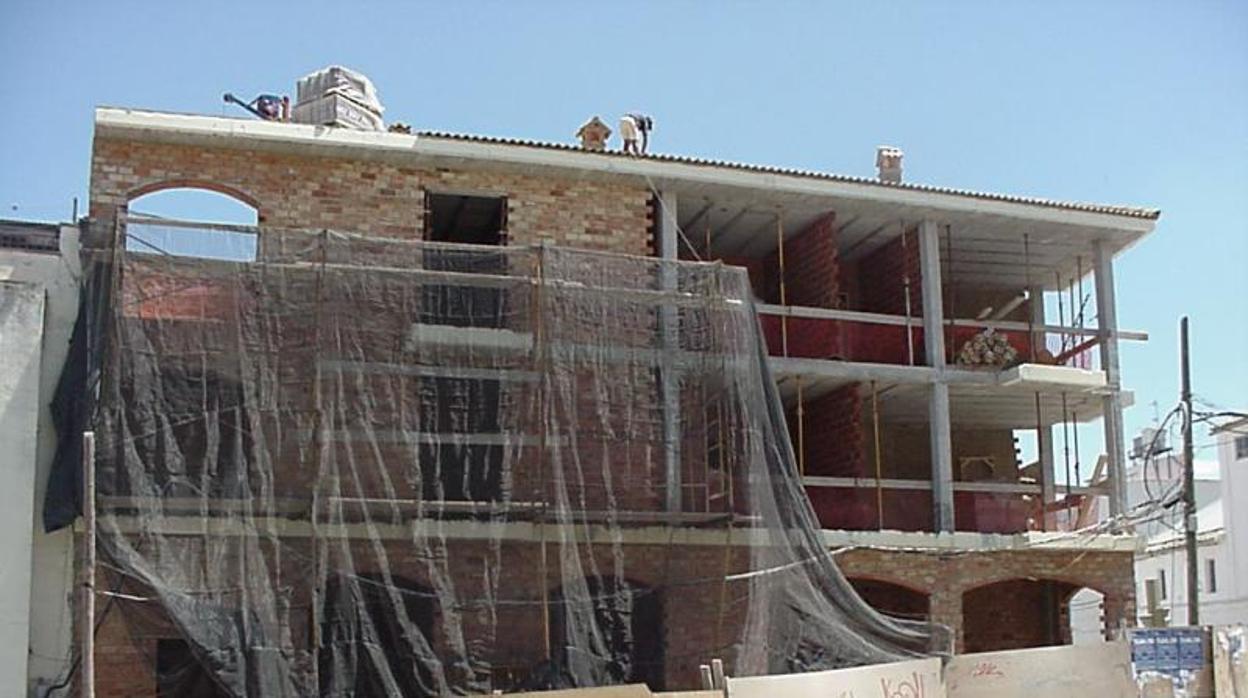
[620,113,654,155]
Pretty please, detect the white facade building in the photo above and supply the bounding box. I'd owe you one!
[0,221,81,697]
[1133,418,1248,627]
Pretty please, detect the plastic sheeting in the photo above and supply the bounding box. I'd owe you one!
[56,218,939,696]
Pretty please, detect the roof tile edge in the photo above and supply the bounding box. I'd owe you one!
[93,107,1160,223]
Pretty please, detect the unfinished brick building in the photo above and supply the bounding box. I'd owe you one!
[58,104,1157,695]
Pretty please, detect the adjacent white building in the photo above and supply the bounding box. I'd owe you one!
[1133,417,1248,627]
[0,220,80,697]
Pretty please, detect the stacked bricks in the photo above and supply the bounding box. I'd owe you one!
[90,139,652,256]
[858,227,921,316]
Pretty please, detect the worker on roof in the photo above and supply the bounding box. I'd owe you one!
[620,113,653,155]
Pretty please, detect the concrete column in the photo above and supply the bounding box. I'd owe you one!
[1031,287,1057,528]
[918,220,955,532]
[1093,239,1127,518]
[657,191,682,512]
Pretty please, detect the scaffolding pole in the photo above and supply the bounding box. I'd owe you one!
[872,381,884,530]
[80,431,97,698]
[774,212,805,474]
[534,244,552,661]
[900,221,915,365]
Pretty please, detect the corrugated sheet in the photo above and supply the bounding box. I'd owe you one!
[416,130,1161,220]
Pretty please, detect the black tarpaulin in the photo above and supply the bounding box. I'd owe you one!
[47,218,940,696]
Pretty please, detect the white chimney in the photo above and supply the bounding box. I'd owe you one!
[876,146,903,183]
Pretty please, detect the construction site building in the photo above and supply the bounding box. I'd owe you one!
[63,105,1157,695]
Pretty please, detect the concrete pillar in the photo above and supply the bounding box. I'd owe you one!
[1093,240,1127,518]
[1031,287,1057,529]
[918,220,955,532]
[657,191,682,512]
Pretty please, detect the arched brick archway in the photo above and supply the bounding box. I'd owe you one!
[126,179,263,213]
[961,578,1101,653]
[847,577,930,622]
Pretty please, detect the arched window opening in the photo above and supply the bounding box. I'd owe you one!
[847,578,930,622]
[318,573,440,697]
[962,578,1088,653]
[548,577,664,691]
[125,187,259,262]
[156,637,229,697]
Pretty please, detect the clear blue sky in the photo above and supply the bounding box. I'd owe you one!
[3,1,1245,471]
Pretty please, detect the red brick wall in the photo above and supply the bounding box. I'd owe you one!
[89,537,756,696]
[962,579,1079,653]
[858,229,920,316]
[719,256,773,304]
[794,384,864,478]
[91,138,652,255]
[776,212,839,308]
[717,212,838,308]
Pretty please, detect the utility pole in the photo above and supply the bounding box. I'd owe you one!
[1180,317,1199,626]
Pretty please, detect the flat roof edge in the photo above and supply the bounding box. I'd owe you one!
[93,107,1159,232]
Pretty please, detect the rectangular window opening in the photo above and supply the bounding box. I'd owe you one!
[1207,558,1217,593]
[425,193,507,245]
[1159,570,1167,600]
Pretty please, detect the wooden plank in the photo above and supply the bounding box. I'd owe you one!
[727,657,944,698]
[946,642,1135,698]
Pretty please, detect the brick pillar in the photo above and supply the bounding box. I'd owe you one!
[929,587,964,653]
[1101,591,1132,640]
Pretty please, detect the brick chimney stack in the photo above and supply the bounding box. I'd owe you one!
[876,146,903,184]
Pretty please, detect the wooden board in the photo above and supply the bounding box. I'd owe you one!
[946,642,1134,698]
[727,657,944,698]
